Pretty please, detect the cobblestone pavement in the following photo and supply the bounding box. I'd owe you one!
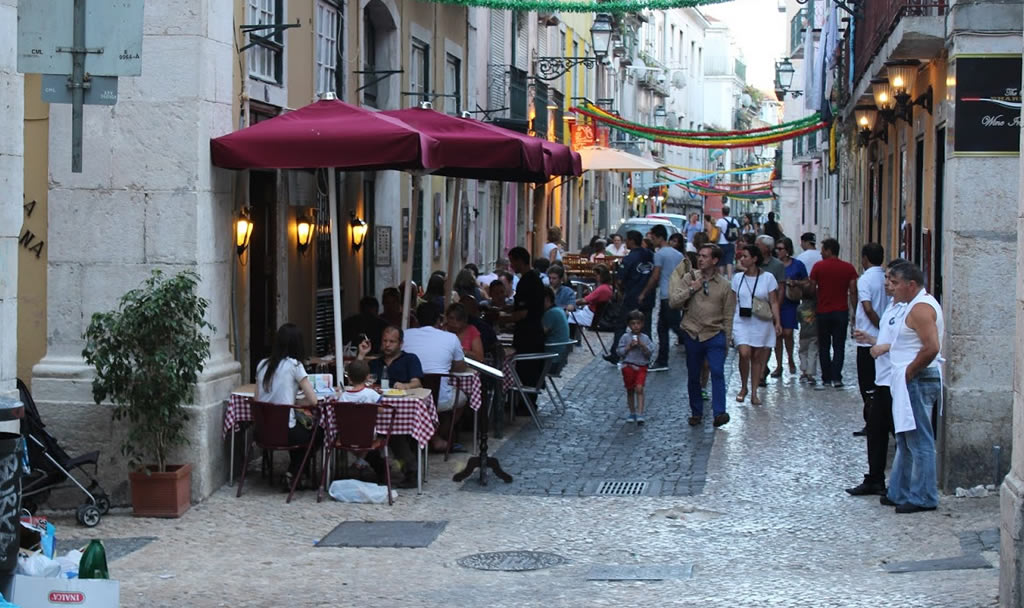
[37,331,1000,607]
[463,342,730,496]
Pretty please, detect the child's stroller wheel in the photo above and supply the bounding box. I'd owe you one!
[94,495,110,515]
[76,504,101,527]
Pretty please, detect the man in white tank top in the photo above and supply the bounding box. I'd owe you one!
[878,262,943,514]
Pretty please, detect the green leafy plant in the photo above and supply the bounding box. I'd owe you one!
[82,270,213,472]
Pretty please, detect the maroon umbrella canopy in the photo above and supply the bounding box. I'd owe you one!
[210,98,442,171]
[381,107,550,183]
[470,120,582,178]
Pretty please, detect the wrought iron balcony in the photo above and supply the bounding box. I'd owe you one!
[853,0,947,85]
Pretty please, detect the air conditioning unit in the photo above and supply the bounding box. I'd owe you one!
[671,71,687,89]
[666,111,679,129]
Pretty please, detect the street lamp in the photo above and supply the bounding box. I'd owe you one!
[854,105,881,146]
[534,14,614,81]
[884,60,933,122]
[774,58,801,99]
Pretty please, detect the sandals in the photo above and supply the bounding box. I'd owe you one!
[751,394,762,406]
[736,389,747,402]
[770,368,783,378]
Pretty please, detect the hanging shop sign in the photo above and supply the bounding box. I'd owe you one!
[571,122,595,151]
[953,55,1022,155]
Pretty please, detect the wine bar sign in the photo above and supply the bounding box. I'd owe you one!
[954,55,1022,154]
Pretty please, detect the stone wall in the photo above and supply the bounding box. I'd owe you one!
[0,0,24,425]
[30,1,239,505]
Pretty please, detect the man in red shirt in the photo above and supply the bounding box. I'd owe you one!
[809,238,859,389]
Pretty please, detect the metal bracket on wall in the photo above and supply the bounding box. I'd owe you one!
[239,20,301,52]
[465,105,510,121]
[795,0,857,16]
[355,69,403,93]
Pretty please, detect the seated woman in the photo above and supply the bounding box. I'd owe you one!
[255,323,319,490]
[445,303,484,362]
[567,264,614,328]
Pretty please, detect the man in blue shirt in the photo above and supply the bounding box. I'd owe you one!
[357,326,423,389]
[604,230,655,364]
[641,224,688,371]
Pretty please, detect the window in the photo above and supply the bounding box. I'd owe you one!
[363,10,378,106]
[247,0,284,84]
[444,53,460,115]
[411,39,429,105]
[315,1,342,97]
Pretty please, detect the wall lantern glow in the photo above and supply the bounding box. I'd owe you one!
[235,207,253,259]
[350,212,368,252]
[296,210,315,255]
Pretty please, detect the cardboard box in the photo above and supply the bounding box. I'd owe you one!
[7,574,119,608]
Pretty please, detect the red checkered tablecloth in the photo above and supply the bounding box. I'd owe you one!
[449,373,482,411]
[224,391,439,449]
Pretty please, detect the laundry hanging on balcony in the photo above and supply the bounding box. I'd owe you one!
[426,0,732,12]
[571,103,829,149]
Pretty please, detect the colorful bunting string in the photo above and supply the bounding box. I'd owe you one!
[427,0,732,13]
[572,103,829,149]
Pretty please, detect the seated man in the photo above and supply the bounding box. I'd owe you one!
[542,287,571,374]
[343,296,387,352]
[402,303,469,451]
[380,287,417,330]
[357,325,423,390]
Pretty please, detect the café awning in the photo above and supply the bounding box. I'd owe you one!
[577,146,665,172]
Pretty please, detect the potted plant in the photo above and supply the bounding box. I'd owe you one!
[82,269,213,517]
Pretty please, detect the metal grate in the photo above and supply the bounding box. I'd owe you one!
[596,481,648,496]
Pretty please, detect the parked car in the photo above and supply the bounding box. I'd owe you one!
[615,217,680,239]
[646,213,688,232]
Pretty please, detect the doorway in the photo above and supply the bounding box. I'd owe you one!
[914,137,924,265]
[362,176,376,298]
[249,170,278,376]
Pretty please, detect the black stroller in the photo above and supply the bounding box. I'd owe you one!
[17,379,111,527]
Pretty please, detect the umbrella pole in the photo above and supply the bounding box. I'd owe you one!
[328,167,345,375]
[401,174,422,331]
[444,178,464,309]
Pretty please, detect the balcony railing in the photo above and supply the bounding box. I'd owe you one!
[790,7,809,56]
[853,0,947,85]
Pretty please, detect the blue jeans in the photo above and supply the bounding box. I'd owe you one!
[887,368,941,508]
[684,331,727,417]
[816,310,848,383]
[655,299,683,367]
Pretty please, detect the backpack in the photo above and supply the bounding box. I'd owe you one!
[723,217,740,242]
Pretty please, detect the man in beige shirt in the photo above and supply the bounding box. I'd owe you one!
[670,244,736,428]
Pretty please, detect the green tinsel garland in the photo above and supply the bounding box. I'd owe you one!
[427,0,732,13]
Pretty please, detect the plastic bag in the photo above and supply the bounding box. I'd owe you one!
[55,549,83,579]
[16,552,61,577]
[328,479,396,503]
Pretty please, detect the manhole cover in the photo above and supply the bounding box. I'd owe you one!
[596,481,648,496]
[457,550,568,571]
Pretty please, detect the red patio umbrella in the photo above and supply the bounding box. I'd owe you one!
[470,120,582,178]
[210,98,442,171]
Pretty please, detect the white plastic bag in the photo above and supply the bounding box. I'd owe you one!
[55,550,83,579]
[16,552,61,577]
[328,479,397,503]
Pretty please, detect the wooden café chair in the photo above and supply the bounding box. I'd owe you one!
[236,401,321,504]
[317,401,397,505]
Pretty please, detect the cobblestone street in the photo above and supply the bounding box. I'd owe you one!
[41,335,1000,607]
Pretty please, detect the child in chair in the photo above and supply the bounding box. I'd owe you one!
[616,310,654,424]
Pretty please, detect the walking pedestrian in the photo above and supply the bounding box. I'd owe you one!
[503,246,546,411]
[684,212,702,243]
[794,232,821,384]
[670,244,735,427]
[604,231,655,364]
[852,243,888,436]
[796,232,821,273]
[715,204,741,276]
[809,238,859,389]
[846,258,906,497]
[731,244,782,405]
[642,224,688,371]
[877,262,943,513]
[763,211,784,242]
[755,235,786,381]
[616,310,654,424]
[775,237,808,377]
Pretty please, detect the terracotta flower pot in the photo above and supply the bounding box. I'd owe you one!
[128,463,192,518]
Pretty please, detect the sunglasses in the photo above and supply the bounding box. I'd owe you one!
[702,281,709,296]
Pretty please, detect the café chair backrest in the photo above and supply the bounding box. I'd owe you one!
[420,374,443,409]
[251,401,309,449]
[331,401,383,451]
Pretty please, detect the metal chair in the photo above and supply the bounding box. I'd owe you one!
[505,352,559,431]
[317,401,397,505]
[236,401,320,503]
[543,340,578,415]
[569,297,611,356]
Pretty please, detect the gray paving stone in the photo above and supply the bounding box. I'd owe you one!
[586,564,694,580]
[883,553,993,573]
[315,520,446,548]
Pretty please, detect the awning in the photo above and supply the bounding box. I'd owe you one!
[578,146,665,172]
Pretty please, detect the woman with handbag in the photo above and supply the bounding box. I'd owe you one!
[731,244,782,405]
[775,237,809,377]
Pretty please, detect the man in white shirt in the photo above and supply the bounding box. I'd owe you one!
[402,302,469,452]
[478,258,508,298]
[796,232,822,273]
[714,204,741,277]
[852,243,888,437]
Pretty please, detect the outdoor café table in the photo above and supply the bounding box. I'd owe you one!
[372,387,437,493]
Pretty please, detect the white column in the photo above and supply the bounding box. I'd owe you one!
[0,0,25,425]
[31,1,238,502]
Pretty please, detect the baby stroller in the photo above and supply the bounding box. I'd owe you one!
[17,379,111,527]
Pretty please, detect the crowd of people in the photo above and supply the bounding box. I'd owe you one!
[254,198,945,514]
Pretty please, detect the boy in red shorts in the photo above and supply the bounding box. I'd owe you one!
[616,310,655,424]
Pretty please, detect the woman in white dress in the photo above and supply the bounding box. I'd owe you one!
[731,244,782,405]
[542,226,564,263]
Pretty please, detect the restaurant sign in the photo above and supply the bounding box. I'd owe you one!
[571,122,595,151]
[953,55,1022,155]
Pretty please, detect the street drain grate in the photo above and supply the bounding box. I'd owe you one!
[596,481,648,496]
[457,550,568,571]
